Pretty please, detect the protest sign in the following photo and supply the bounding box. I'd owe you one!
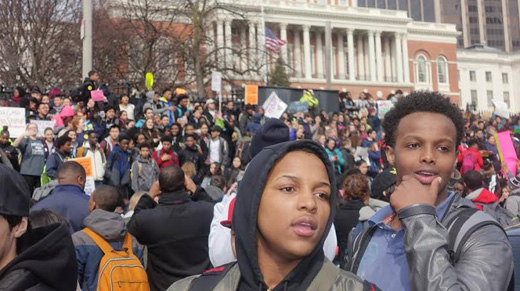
[493,100,509,119]
[33,120,56,137]
[377,100,394,119]
[496,131,518,177]
[262,92,288,119]
[211,71,222,93]
[91,90,104,102]
[0,107,26,137]
[72,157,95,195]
[245,85,259,105]
[287,101,309,114]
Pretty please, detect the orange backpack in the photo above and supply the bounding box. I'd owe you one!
[82,228,149,291]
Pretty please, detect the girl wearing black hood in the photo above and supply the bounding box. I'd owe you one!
[169,140,379,291]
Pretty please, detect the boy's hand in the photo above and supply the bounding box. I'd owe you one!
[390,175,441,213]
[162,154,171,161]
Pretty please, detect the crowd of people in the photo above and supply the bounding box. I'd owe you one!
[0,70,519,291]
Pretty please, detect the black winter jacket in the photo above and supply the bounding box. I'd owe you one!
[128,189,214,291]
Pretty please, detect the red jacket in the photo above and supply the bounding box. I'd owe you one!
[466,188,499,210]
[459,147,484,174]
[153,149,179,170]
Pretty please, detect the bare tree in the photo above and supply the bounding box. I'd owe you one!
[0,0,82,89]
[95,0,267,97]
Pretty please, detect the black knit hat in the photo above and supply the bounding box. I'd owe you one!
[249,119,290,159]
[0,164,30,217]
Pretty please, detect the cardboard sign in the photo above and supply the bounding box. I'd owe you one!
[0,107,26,137]
[211,71,222,93]
[262,92,288,119]
[33,120,56,137]
[72,157,95,195]
[245,85,259,105]
[377,100,394,119]
[72,157,93,177]
[91,90,104,102]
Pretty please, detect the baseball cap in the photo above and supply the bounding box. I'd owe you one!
[0,164,31,217]
[371,168,397,200]
[220,197,236,228]
[206,99,215,105]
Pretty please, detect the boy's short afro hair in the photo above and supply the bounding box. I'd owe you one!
[382,91,464,148]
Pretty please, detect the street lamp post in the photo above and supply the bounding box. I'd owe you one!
[82,0,93,79]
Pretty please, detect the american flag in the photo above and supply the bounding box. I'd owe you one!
[265,26,287,53]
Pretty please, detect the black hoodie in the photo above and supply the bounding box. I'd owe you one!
[0,223,77,291]
[232,140,337,291]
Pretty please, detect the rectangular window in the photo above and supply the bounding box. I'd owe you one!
[470,70,476,82]
[504,92,510,106]
[502,73,509,84]
[486,71,492,82]
[471,90,478,106]
[487,90,494,107]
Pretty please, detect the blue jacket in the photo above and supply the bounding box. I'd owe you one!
[106,145,132,186]
[31,184,89,232]
[45,150,70,179]
[369,150,382,173]
[72,209,144,291]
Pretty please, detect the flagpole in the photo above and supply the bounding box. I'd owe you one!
[261,5,268,85]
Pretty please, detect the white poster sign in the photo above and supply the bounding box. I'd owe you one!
[33,120,56,137]
[377,100,394,119]
[262,92,288,119]
[493,100,509,119]
[0,107,26,137]
[211,71,222,93]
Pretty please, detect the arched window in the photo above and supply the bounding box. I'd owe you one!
[417,55,427,83]
[437,56,448,84]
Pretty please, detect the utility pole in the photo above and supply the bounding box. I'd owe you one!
[82,0,93,79]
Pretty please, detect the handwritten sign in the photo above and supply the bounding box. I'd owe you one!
[287,101,309,114]
[72,157,93,177]
[245,85,259,105]
[33,120,56,137]
[72,157,95,195]
[262,92,287,119]
[211,71,222,93]
[0,107,26,137]
[91,90,104,102]
[377,100,394,119]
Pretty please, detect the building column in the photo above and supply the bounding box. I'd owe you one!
[280,23,288,63]
[502,0,511,52]
[294,28,302,77]
[357,33,365,80]
[364,35,369,80]
[395,33,403,83]
[248,23,257,72]
[368,30,376,82]
[337,31,345,80]
[383,36,392,82]
[347,28,355,81]
[257,22,265,67]
[224,20,232,67]
[303,24,312,79]
[401,33,410,83]
[216,20,224,68]
[375,30,383,82]
[240,25,247,71]
[316,30,324,78]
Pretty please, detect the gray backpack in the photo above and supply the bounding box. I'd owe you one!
[475,201,520,228]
